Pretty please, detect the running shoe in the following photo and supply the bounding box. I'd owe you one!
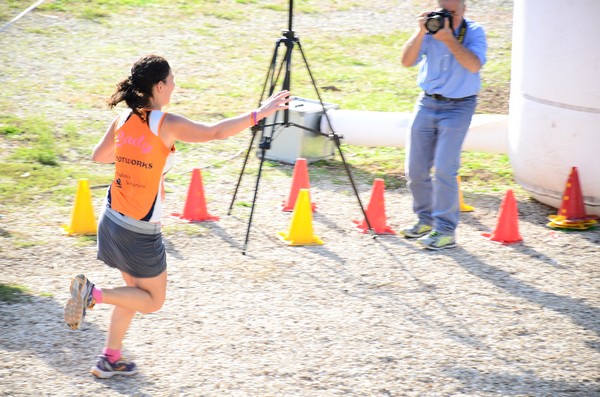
[64,274,95,330]
[90,355,138,379]
[417,231,457,250]
[401,222,433,238]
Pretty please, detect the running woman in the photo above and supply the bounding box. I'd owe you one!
[64,54,289,378]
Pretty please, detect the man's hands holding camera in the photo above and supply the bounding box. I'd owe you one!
[431,17,455,44]
[417,9,456,44]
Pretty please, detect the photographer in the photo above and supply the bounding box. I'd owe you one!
[400,0,487,250]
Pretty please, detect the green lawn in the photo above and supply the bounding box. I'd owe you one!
[0,0,516,214]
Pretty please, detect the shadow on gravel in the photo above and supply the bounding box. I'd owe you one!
[203,222,244,251]
[163,237,185,260]
[443,366,600,396]
[0,295,153,395]
[372,240,600,394]
[459,196,599,266]
[445,247,600,342]
[373,239,489,350]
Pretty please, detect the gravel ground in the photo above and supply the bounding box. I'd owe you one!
[1,1,600,396]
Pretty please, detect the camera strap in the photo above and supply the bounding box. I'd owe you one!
[456,19,467,44]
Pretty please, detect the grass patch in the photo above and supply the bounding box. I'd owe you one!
[3,116,59,165]
[37,0,368,23]
[162,222,208,237]
[460,152,521,194]
[0,114,114,206]
[40,0,162,19]
[0,283,32,303]
[0,0,32,23]
[1,1,516,230]
[318,145,407,189]
[288,30,420,112]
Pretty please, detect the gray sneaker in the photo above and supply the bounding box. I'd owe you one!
[64,274,96,330]
[417,231,457,250]
[401,222,433,238]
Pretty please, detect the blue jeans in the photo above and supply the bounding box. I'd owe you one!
[405,94,477,236]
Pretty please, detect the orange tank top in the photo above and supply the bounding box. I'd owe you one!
[109,110,175,221]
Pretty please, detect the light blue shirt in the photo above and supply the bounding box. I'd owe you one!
[414,19,487,98]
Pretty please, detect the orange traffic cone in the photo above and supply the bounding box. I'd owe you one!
[278,189,323,246]
[547,167,598,230]
[553,167,598,220]
[172,168,219,222]
[282,158,316,212]
[458,175,474,212]
[482,189,522,244]
[62,179,97,235]
[352,178,396,234]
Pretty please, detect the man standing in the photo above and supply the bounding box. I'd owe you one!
[400,0,487,250]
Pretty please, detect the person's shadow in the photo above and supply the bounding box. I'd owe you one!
[0,288,150,395]
[442,366,600,396]
[439,247,600,345]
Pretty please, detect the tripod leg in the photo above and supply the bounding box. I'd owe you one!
[332,136,376,237]
[243,142,270,255]
[241,37,294,253]
[282,40,294,124]
[229,40,284,216]
[296,43,376,236]
[227,129,258,216]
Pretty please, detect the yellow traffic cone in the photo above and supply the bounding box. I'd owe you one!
[458,175,474,212]
[62,179,97,235]
[277,189,323,246]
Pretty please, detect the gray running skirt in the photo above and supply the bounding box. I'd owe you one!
[97,207,167,278]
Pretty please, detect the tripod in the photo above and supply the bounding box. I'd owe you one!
[228,0,374,254]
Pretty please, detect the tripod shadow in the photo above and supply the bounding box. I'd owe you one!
[313,211,353,235]
[375,232,429,255]
[203,222,245,252]
[276,243,348,267]
[162,236,186,260]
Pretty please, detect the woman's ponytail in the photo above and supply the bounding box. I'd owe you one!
[106,55,171,122]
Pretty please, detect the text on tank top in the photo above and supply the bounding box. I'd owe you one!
[110,111,172,220]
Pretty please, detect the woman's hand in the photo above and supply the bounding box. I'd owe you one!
[256,90,291,120]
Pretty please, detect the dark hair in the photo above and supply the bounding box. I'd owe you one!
[107,55,170,121]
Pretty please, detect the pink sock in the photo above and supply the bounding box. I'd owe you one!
[103,347,121,364]
[92,286,103,304]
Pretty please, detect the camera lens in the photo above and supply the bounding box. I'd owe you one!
[425,17,442,33]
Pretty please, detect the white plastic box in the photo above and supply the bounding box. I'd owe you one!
[258,96,339,164]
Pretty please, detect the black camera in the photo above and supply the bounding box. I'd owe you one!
[425,9,453,34]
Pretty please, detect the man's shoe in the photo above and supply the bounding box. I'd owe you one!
[90,355,138,379]
[417,231,457,250]
[401,222,433,238]
[64,274,95,330]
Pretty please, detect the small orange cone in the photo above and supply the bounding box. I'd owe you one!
[458,175,474,212]
[62,179,97,236]
[278,189,323,246]
[352,178,395,234]
[282,158,316,212]
[547,167,598,230]
[172,168,219,222]
[482,189,522,244]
